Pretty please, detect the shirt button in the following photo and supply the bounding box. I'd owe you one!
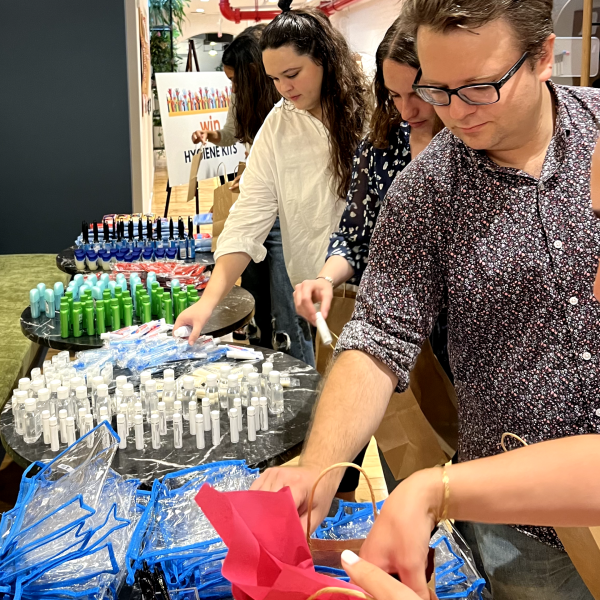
[554,240,563,249]
[538,181,545,191]
[583,352,592,361]
[595,408,600,418]
[569,296,579,305]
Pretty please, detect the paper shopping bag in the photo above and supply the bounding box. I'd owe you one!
[186,148,203,202]
[211,162,246,251]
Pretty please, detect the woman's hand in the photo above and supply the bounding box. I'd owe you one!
[294,278,333,326]
[358,468,442,600]
[341,550,433,600]
[229,172,243,191]
[173,301,214,345]
[192,130,209,144]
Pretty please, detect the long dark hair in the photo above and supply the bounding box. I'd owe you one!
[222,26,280,144]
[370,19,444,149]
[260,7,368,199]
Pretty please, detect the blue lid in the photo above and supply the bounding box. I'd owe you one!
[143,248,154,258]
[74,249,86,259]
[124,253,134,263]
[110,248,118,258]
[29,289,40,302]
[166,248,177,258]
[155,248,166,258]
[87,251,98,260]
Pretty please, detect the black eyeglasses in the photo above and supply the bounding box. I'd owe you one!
[412,52,529,106]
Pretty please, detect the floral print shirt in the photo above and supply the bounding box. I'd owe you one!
[337,83,600,548]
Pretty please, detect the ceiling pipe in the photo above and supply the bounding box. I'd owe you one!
[218,0,362,23]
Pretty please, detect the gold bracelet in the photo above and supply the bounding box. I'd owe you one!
[439,466,450,523]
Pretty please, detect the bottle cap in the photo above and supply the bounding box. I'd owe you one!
[38,388,50,402]
[50,379,62,392]
[92,376,105,388]
[42,410,51,419]
[25,398,36,410]
[123,383,134,395]
[163,379,175,391]
[242,365,254,376]
[174,400,182,411]
[158,401,166,410]
[183,376,195,390]
[195,413,203,423]
[18,378,31,390]
[140,371,152,383]
[78,407,87,416]
[233,398,241,408]
[134,415,143,425]
[117,413,125,424]
[99,406,108,416]
[259,397,268,406]
[164,369,175,379]
[248,406,256,416]
[145,380,157,393]
[31,379,44,392]
[49,416,58,426]
[202,398,210,407]
[228,374,238,385]
[15,390,28,402]
[85,414,94,424]
[248,373,260,384]
[59,409,68,418]
[151,413,159,424]
[66,417,75,427]
[206,374,217,384]
[251,397,259,405]
[116,376,128,388]
[97,384,109,397]
[29,289,40,303]
[211,410,220,420]
[76,386,88,399]
[220,365,231,376]
[57,386,69,400]
[262,362,273,375]
[70,377,84,390]
[134,402,142,411]
[230,408,238,418]
[173,412,182,422]
[269,371,280,384]
[189,400,197,411]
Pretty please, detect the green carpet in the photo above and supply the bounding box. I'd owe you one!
[0,255,71,411]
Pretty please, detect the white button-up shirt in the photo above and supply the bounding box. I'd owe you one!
[214,99,345,287]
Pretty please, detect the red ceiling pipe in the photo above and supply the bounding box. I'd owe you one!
[219,0,362,23]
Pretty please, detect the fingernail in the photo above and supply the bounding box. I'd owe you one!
[341,550,360,566]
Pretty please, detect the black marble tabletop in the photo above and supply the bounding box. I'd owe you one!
[0,349,320,483]
[56,247,215,276]
[20,286,255,351]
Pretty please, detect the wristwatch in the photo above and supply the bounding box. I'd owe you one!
[317,276,335,287]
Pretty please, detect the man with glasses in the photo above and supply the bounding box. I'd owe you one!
[252,1,600,598]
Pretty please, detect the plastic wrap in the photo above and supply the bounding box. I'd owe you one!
[312,500,385,541]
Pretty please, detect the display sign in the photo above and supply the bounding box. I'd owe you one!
[156,72,245,186]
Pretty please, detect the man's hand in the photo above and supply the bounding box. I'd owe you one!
[359,469,442,600]
[341,550,432,600]
[250,465,339,532]
[294,279,334,326]
[229,172,242,191]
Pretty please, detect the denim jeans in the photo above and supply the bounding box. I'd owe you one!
[241,218,315,367]
[456,522,592,600]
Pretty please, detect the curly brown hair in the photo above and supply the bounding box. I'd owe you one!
[370,19,444,149]
[260,8,369,199]
[222,26,280,145]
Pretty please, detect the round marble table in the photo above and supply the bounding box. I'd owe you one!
[20,286,255,352]
[56,247,215,276]
[0,348,320,483]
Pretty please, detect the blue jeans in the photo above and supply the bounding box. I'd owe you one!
[457,522,592,600]
[241,218,315,367]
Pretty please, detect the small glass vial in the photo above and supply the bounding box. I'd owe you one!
[58,409,69,444]
[229,408,239,443]
[174,400,182,417]
[226,374,240,411]
[158,401,167,435]
[117,413,127,449]
[268,371,284,415]
[37,388,51,416]
[66,417,76,446]
[145,380,159,415]
[195,413,205,449]
[96,384,111,419]
[218,365,231,409]
[181,376,195,421]
[189,400,197,435]
[259,397,269,431]
[202,398,211,432]
[233,398,242,431]
[205,374,219,411]
[246,373,261,408]
[139,371,152,416]
[134,415,144,450]
[240,364,254,407]
[56,385,72,418]
[261,362,273,397]
[247,406,257,442]
[173,413,183,449]
[211,410,220,446]
[77,407,87,433]
[50,416,60,451]
[23,398,41,444]
[162,379,176,422]
[42,410,51,444]
[151,413,161,449]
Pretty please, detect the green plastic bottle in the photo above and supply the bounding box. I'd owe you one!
[163,297,173,324]
[177,295,187,317]
[72,305,82,338]
[123,297,133,327]
[85,305,95,336]
[115,289,124,320]
[172,290,180,319]
[96,300,106,334]
[156,289,164,319]
[103,290,112,327]
[111,298,121,331]
[142,298,152,323]
[60,302,70,338]
[151,282,160,316]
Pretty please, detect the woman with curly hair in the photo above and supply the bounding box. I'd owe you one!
[175,1,369,368]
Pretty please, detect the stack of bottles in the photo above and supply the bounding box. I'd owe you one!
[73,216,211,271]
[0,420,143,600]
[10,353,287,453]
[126,461,258,596]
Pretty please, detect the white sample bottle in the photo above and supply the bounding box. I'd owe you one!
[211,410,220,446]
[189,400,197,435]
[114,375,128,409]
[226,374,240,411]
[30,379,44,400]
[158,401,167,435]
[56,386,72,419]
[202,398,211,431]
[37,388,51,416]
[134,402,143,420]
[139,371,152,415]
[23,398,41,444]
[58,409,69,444]
[84,414,94,448]
[181,376,195,421]
[66,417,76,445]
[229,408,239,443]
[240,364,254,407]
[14,390,28,435]
[123,383,136,427]
[173,400,182,417]
[145,380,159,416]
[247,406,257,442]
[233,398,242,431]
[173,413,183,449]
[96,384,111,419]
[259,397,269,431]
[78,407,87,433]
[31,367,41,381]
[163,368,175,381]
[205,374,219,411]
[250,397,260,432]
[246,373,261,408]
[117,413,127,449]
[91,375,105,414]
[75,385,89,414]
[150,413,161,449]
[195,413,205,449]
[268,371,284,415]
[42,410,51,444]
[218,365,231,409]
[162,379,176,422]
[134,414,144,450]
[50,416,60,451]
[261,362,273,397]
[49,379,62,417]
[18,378,31,397]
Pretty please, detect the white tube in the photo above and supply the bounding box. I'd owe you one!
[247,406,256,442]
[135,415,144,450]
[202,398,211,431]
[233,398,242,431]
[315,311,332,346]
[50,416,59,451]
[58,409,68,444]
[42,410,51,444]
[211,410,220,446]
[117,414,127,449]
[158,401,167,435]
[259,397,269,431]
[173,413,183,448]
[189,400,197,435]
[84,414,94,448]
[251,397,260,432]
[195,413,205,449]
[151,413,161,449]
[66,417,76,446]
[229,408,239,443]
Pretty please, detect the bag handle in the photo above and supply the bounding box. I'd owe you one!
[306,462,379,545]
[306,588,373,600]
[500,432,528,452]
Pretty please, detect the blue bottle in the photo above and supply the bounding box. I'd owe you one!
[100,273,110,286]
[74,249,86,271]
[73,274,84,289]
[155,248,166,261]
[142,248,154,262]
[166,247,178,261]
[177,239,187,260]
[108,281,117,298]
[53,282,64,313]
[29,289,40,319]
[36,283,46,315]
[188,237,196,260]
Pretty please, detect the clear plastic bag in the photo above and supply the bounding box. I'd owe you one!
[312,499,384,541]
